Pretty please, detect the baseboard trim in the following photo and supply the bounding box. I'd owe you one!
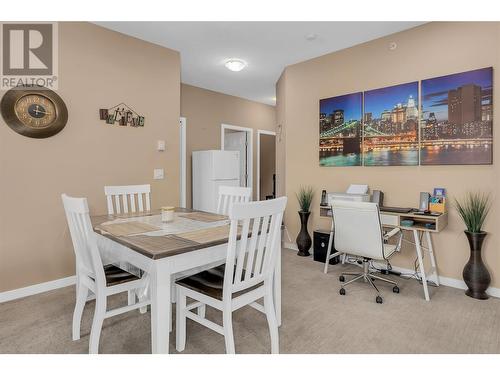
[2,248,499,303]
[285,243,500,299]
[387,264,500,298]
[0,276,76,304]
[284,241,299,251]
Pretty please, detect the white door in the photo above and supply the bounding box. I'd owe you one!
[224,131,248,187]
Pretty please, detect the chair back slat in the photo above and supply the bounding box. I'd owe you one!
[216,186,252,215]
[223,197,287,297]
[61,194,105,284]
[121,194,129,212]
[104,184,151,215]
[243,216,261,282]
[137,193,144,212]
[254,214,270,275]
[129,194,136,212]
[114,195,121,214]
[233,218,251,284]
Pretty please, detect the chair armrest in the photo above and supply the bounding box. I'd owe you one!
[383,227,400,240]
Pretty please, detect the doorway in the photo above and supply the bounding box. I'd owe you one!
[221,124,253,190]
[257,130,276,201]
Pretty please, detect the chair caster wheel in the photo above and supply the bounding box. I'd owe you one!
[339,276,345,282]
[376,296,383,304]
[393,286,400,294]
[339,288,346,295]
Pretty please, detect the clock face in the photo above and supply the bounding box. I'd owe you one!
[14,94,57,129]
[1,86,68,138]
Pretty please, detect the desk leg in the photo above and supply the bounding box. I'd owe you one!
[323,221,334,274]
[425,231,440,286]
[150,261,171,354]
[274,242,282,327]
[413,230,430,301]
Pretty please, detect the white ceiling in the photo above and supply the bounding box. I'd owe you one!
[95,22,425,106]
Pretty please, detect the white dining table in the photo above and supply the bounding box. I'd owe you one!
[91,208,281,354]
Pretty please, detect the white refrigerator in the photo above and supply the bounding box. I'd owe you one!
[192,150,240,213]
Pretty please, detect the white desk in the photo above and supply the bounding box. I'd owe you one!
[320,205,448,301]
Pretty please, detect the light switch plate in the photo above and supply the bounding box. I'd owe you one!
[157,140,165,151]
[153,168,164,180]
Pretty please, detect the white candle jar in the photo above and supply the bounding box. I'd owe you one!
[161,206,175,222]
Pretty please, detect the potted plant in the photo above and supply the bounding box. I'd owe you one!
[454,192,492,300]
[295,186,315,257]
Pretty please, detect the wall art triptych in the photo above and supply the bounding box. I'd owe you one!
[319,67,493,167]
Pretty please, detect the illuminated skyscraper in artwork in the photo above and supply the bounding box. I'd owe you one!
[448,84,482,124]
[333,109,344,126]
[406,95,418,120]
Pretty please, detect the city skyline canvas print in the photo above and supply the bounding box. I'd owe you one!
[319,92,362,166]
[363,82,419,166]
[420,67,493,165]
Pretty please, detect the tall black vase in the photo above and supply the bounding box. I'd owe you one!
[463,231,490,300]
[296,211,312,257]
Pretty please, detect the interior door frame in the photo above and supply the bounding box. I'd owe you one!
[179,117,187,208]
[220,123,253,196]
[256,129,276,201]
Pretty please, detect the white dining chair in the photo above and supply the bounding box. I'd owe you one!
[104,184,151,309]
[62,194,150,354]
[216,185,252,216]
[104,184,151,215]
[175,196,287,354]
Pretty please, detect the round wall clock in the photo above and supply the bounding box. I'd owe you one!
[1,86,68,138]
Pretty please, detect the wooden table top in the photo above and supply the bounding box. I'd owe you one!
[91,208,233,260]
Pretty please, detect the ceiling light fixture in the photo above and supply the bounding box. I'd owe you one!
[305,33,318,41]
[225,58,248,72]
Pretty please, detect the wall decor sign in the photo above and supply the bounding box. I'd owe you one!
[99,103,145,127]
[363,82,419,166]
[318,67,493,167]
[319,92,363,166]
[420,67,493,165]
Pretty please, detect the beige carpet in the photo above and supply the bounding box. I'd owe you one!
[1,249,499,354]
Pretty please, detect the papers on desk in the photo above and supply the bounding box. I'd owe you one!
[346,184,369,194]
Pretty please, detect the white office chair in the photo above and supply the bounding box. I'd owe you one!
[332,200,402,304]
[175,197,287,354]
[61,194,150,353]
[216,185,252,215]
[104,184,151,215]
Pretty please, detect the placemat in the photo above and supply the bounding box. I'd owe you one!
[176,225,238,244]
[113,210,157,219]
[98,221,160,236]
[117,234,197,257]
[178,212,228,223]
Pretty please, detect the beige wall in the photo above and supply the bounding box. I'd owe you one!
[0,22,180,292]
[278,22,500,287]
[259,133,276,199]
[180,84,276,207]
